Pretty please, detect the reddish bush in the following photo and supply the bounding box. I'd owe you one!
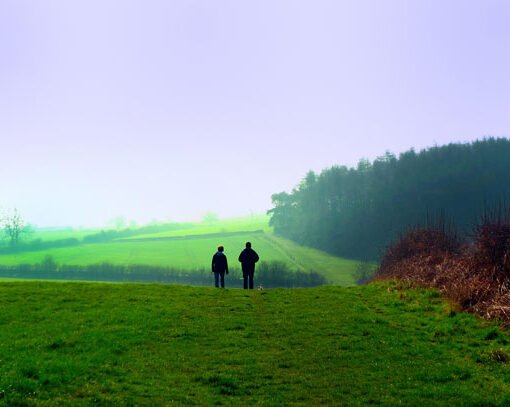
[472,219,510,280]
[378,226,463,280]
[374,214,510,322]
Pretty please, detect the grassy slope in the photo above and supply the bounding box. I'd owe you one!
[3,216,357,285]
[1,281,510,405]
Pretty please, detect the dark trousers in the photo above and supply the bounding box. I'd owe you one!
[243,270,254,289]
[214,271,225,288]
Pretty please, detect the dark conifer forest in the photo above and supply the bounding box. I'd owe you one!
[268,138,510,260]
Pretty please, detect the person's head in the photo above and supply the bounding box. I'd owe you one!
[245,242,251,248]
[217,245,224,252]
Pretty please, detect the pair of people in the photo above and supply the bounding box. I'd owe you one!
[211,242,259,289]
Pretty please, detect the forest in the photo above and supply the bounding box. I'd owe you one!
[268,138,510,260]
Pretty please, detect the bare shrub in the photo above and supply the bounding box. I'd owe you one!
[374,210,510,322]
[472,214,510,281]
[378,226,463,281]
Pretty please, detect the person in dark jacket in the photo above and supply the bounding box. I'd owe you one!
[211,246,229,288]
[238,242,259,289]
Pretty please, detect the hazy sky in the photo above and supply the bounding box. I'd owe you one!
[1,0,509,227]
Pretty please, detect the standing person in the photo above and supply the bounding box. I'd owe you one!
[238,242,259,289]
[211,246,229,288]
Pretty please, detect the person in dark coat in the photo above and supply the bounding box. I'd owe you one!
[238,242,259,289]
[211,245,229,288]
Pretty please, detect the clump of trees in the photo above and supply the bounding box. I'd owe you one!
[269,138,510,260]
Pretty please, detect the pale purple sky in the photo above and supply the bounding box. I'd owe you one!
[0,0,509,227]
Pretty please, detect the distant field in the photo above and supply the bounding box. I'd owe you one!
[1,281,510,405]
[121,214,272,239]
[0,215,358,285]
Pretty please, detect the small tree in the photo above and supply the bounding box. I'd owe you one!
[2,208,30,246]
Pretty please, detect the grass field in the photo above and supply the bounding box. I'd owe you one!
[0,216,358,285]
[1,280,510,405]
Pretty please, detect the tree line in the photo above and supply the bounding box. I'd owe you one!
[268,138,510,260]
[0,257,326,288]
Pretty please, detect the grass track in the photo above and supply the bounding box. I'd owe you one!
[1,281,510,405]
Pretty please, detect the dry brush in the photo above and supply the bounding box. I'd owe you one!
[375,213,510,322]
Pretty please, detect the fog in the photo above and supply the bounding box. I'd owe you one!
[1,1,508,227]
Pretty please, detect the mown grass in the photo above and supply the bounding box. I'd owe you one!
[1,216,358,285]
[1,281,510,405]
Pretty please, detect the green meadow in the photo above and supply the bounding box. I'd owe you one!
[0,216,358,285]
[1,281,510,405]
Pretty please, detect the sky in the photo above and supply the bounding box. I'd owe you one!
[0,0,509,227]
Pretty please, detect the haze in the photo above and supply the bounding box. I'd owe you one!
[1,0,508,227]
